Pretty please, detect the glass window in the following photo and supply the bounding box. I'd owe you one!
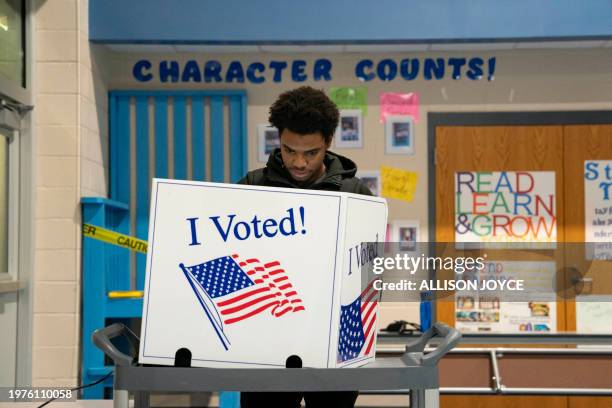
[0,0,25,87]
[0,129,7,276]
[0,126,16,388]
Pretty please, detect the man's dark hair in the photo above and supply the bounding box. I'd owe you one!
[269,86,339,144]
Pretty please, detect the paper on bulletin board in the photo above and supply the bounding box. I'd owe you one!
[576,298,612,334]
[576,295,612,334]
[380,92,419,124]
[584,160,612,260]
[380,166,418,202]
[455,261,557,333]
[455,171,557,247]
[328,87,367,115]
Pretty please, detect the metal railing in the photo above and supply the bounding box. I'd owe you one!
[376,332,612,396]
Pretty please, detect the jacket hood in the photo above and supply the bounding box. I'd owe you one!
[263,148,358,189]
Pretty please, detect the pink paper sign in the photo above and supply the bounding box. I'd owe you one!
[380,92,420,123]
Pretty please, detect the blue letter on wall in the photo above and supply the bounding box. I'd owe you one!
[292,60,307,82]
[424,58,445,80]
[226,61,245,83]
[246,62,265,84]
[377,59,398,81]
[160,60,179,83]
[313,59,332,81]
[133,60,153,82]
[467,58,484,80]
[355,59,375,81]
[204,61,223,83]
[181,60,202,82]
[269,61,288,82]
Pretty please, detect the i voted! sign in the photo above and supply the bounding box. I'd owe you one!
[139,179,388,368]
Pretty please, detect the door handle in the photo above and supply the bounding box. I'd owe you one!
[569,268,593,295]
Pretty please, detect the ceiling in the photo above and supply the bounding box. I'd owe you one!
[104,41,612,54]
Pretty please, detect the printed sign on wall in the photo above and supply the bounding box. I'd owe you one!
[584,160,612,260]
[576,299,612,334]
[455,171,556,246]
[455,261,557,333]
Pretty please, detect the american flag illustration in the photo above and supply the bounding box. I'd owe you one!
[337,280,380,363]
[180,254,304,350]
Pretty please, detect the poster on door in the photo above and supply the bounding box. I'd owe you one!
[455,261,557,333]
[576,298,612,334]
[455,171,556,247]
[584,160,612,260]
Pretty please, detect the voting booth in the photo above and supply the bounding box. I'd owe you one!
[139,179,388,369]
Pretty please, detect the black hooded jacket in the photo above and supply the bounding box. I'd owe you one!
[238,148,372,195]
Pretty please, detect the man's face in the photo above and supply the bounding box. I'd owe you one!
[280,129,330,186]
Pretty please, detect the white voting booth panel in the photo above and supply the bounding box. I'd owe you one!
[139,179,388,369]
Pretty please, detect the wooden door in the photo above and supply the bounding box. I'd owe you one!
[563,125,612,408]
[436,125,566,408]
[435,125,566,330]
[436,123,612,408]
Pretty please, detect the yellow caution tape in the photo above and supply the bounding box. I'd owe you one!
[82,223,148,254]
[108,290,144,299]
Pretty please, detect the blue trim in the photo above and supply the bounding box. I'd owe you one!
[87,367,113,376]
[135,96,149,290]
[82,201,110,399]
[81,199,131,398]
[219,392,240,408]
[173,95,187,180]
[106,298,144,317]
[240,94,248,175]
[91,0,612,44]
[210,96,224,183]
[191,96,205,181]
[108,94,117,197]
[229,96,242,183]
[113,95,130,204]
[81,197,129,210]
[110,90,246,97]
[93,36,612,45]
[154,96,168,178]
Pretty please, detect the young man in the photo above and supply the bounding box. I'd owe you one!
[238,86,371,408]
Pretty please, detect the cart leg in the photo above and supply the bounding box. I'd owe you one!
[410,389,439,408]
[134,391,150,408]
[113,389,129,408]
[425,389,439,408]
[409,389,424,408]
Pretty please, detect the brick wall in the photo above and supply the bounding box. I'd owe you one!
[32,0,109,387]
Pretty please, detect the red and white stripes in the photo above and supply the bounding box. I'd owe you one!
[360,280,379,355]
[216,254,305,324]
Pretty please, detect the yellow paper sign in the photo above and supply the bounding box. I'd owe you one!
[381,166,418,202]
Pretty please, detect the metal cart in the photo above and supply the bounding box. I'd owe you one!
[93,322,461,408]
